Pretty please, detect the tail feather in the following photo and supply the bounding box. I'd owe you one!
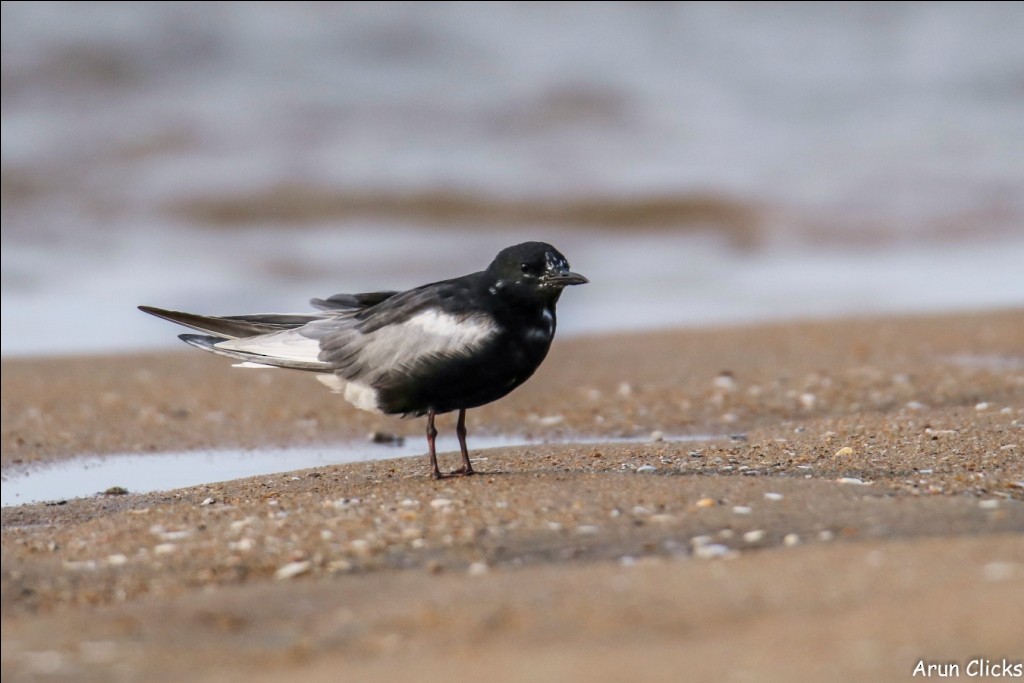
[179,334,329,371]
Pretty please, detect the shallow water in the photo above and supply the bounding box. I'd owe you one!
[4,227,1023,356]
[4,3,1022,229]
[0,433,713,507]
[3,4,1024,357]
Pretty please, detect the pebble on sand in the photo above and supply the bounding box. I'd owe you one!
[349,539,372,557]
[834,446,854,457]
[63,560,98,572]
[713,372,736,392]
[982,562,1016,582]
[274,560,311,580]
[693,543,736,560]
[328,559,354,573]
[742,530,766,543]
[369,431,405,445]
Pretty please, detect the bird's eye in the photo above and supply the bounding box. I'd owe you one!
[520,262,534,274]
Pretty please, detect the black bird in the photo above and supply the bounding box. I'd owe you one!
[139,241,587,478]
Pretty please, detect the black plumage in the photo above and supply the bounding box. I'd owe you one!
[140,241,587,478]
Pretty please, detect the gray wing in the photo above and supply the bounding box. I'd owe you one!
[142,277,497,413]
[205,285,496,414]
[207,279,494,379]
[307,287,498,385]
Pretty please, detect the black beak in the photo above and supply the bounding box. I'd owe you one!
[541,271,589,287]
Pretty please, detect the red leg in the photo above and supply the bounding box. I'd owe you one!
[426,410,442,479]
[452,408,475,476]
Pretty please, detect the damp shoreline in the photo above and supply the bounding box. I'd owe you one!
[2,308,1022,683]
[1,433,719,507]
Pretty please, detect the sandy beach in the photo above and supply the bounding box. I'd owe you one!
[4,5,1024,681]
[2,309,1022,682]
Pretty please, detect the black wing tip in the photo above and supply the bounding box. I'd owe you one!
[312,291,400,311]
[139,305,180,320]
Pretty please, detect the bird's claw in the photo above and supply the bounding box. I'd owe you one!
[431,466,476,479]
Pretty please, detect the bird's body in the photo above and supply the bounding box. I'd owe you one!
[140,242,586,478]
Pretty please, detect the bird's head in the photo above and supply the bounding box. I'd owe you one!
[485,242,588,303]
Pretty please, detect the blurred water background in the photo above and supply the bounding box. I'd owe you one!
[3,2,1023,356]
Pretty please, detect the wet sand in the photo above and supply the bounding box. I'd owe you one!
[2,309,1023,682]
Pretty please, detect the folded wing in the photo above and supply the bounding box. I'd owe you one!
[141,278,498,414]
